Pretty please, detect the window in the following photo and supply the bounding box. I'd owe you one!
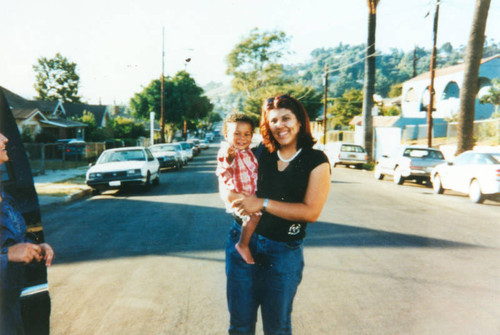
[442,82,459,100]
[404,88,417,102]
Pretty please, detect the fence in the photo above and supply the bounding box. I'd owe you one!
[25,142,107,174]
[447,118,500,145]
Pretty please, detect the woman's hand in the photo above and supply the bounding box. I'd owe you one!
[8,243,43,264]
[232,195,263,216]
[40,243,54,266]
[7,242,54,266]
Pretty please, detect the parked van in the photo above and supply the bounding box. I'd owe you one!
[0,88,51,334]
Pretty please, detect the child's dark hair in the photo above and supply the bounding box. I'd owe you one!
[223,112,255,137]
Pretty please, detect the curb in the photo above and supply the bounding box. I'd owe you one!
[40,188,92,212]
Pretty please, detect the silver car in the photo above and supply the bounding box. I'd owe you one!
[375,146,446,185]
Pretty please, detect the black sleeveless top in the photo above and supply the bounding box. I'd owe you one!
[254,146,329,242]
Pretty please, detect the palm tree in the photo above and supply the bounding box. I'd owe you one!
[456,0,491,155]
[362,0,379,160]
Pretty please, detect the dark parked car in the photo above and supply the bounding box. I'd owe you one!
[0,88,51,334]
[56,138,87,160]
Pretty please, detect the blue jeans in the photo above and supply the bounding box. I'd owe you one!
[226,221,304,335]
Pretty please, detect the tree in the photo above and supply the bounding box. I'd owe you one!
[130,71,212,139]
[330,88,363,127]
[479,78,500,116]
[226,28,289,96]
[226,29,322,121]
[33,53,81,103]
[362,0,379,160]
[456,0,491,155]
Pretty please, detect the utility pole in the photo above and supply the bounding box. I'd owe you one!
[427,0,440,148]
[323,65,328,145]
[160,27,166,143]
[413,47,417,77]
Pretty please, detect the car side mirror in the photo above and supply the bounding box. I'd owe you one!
[447,161,453,166]
[89,162,95,167]
[382,154,388,158]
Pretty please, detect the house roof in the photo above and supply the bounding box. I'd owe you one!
[1,85,109,125]
[405,54,500,83]
[349,115,400,127]
[40,118,87,128]
[62,103,108,125]
[12,108,44,120]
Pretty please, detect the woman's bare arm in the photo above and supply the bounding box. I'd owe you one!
[233,162,330,222]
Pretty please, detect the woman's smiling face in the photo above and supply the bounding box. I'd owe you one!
[268,108,301,149]
[0,133,9,164]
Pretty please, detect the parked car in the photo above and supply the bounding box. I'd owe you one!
[0,89,51,333]
[178,141,194,160]
[149,144,181,170]
[199,139,209,149]
[328,142,368,169]
[374,146,446,185]
[187,139,201,155]
[86,146,160,193]
[56,138,87,160]
[161,143,188,165]
[431,151,500,203]
[205,132,214,142]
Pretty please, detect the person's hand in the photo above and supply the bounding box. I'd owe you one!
[8,243,43,264]
[226,146,236,164]
[39,243,54,266]
[232,195,263,215]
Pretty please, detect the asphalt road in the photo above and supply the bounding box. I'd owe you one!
[42,145,500,335]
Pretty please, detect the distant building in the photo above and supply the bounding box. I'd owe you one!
[401,54,499,120]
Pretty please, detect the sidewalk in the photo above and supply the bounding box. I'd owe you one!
[34,166,91,210]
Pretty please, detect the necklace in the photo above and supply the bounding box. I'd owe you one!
[277,148,302,163]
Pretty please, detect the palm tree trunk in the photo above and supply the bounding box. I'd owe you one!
[456,0,491,155]
[362,0,379,160]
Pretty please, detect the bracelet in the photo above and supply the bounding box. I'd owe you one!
[262,198,269,212]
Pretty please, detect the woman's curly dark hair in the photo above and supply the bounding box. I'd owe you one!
[260,94,315,153]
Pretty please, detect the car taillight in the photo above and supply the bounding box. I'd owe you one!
[66,149,71,152]
[497,169,500,177]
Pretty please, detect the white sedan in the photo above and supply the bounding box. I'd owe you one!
[86,147,160,194]
[431,151,500,203]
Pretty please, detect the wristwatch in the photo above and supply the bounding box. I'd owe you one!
[262,198,269,212]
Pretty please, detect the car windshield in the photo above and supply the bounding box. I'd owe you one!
[403,149,444,159]
[150,146,167,153]
[490,153,500,164]
[340,145,365,153]
[99,149,145,163]
[180,143,190,150]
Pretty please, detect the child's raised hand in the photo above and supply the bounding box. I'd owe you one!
[226,145,236,164]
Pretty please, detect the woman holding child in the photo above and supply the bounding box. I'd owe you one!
[224,94,331,335]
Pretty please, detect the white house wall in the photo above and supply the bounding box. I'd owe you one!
[401,57,499,120]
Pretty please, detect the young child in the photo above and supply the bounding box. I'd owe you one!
[216,112,260,264]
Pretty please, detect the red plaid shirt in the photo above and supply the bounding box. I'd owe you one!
[216,142,258,195]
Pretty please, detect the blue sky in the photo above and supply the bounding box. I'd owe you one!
[1,0,499,105]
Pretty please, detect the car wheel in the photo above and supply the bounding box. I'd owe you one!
[355,164,363,169]
[393,167,405,185]
[144,172,152,190]
[469,179,485,204]
[374,166,384,180]
[432,174,444,194]
[153,173,160,186]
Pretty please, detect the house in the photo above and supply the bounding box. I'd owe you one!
[401,54,499,120]
[0,86,114,140]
